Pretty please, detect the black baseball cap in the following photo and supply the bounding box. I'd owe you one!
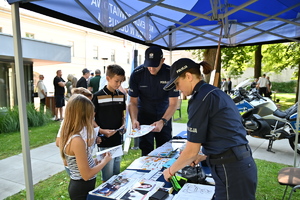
[164,58,199,91]
[144,46,163,67]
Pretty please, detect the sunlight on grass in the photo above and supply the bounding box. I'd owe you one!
[275,93,296,110]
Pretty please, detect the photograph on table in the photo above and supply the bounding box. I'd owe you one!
[89,175,135,199]
[119,179,165,200]
[133,179,156,191]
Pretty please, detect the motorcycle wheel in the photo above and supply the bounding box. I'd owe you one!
[288,136,300,154]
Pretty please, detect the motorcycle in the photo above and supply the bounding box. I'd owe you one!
[232,80,300,154]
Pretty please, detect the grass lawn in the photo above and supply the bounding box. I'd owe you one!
[274,93,297,110]
[0,121,61,160]
[1,93,297,199]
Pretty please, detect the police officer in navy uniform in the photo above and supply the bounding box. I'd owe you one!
[163,58,257,200]
[128,46,179,156]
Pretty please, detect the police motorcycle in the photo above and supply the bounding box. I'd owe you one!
[232,79,300,154]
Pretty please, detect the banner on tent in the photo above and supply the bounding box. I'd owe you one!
[89,0,155,40]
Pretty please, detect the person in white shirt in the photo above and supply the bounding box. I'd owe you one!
[256,74,270,97]
[221,78,228,94]
[37,74,47,112]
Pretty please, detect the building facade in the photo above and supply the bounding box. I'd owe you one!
[0,2,193,109]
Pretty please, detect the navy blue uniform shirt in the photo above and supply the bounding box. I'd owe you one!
[187,81,248,155]
[128,64,179,116]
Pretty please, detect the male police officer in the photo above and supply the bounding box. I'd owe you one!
[128,46,179,156]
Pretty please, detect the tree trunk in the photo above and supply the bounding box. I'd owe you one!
[296,62,300,102]
[254,45,262,78]
[203,48,221,87]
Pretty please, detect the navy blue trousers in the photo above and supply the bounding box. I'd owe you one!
[208,146,257,200]
[138,111,172,156]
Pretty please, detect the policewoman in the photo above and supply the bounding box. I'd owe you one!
[128,46,179,156]
[163,58,257,200]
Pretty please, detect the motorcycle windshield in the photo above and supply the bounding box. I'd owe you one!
[234,79,252,90]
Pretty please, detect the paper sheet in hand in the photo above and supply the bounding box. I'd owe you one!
[128,125,155,138]
[96,144,123,161]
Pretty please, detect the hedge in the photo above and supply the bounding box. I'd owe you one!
[271,80,297,93]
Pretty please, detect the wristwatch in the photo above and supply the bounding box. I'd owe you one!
[161,118,168,126]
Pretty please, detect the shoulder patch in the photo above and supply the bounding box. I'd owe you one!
[133,65,145,74]
[164,64,171,70]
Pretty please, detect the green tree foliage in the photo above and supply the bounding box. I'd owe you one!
[262,42,300,75]
[191,42,300,79]
[191,46,257,78]
[221,45,256,77]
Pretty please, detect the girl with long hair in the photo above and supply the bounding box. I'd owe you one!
[59,94,111,200]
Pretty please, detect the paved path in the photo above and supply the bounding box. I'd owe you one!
[0,142,64,200]
[0,122,299,199]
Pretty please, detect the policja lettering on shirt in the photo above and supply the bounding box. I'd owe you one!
[188,127,197,133]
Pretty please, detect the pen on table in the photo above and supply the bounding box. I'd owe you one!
[171,148,179,153]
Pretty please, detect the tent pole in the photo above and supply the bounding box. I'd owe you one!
[168,26,173,65]
[11,3,34,199]
[213,23,223,87]
[293,80,300,166]
[132,49,139,150]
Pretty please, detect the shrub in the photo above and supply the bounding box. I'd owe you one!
[0,106,19,133]
[271,81,297,93]
[0,104,52,133]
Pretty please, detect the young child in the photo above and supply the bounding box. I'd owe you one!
[59,94,112,200]
[92,64,126,182]
[56,87,100,175]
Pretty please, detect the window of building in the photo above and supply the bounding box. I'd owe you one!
[93,46,99,60]
[138,54,142,65]
[111,49,115,62]
[127,52,130,64]
[68,41,74,57]
[25,32,34,39]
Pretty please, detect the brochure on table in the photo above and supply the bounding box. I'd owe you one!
[126,156,172,170]
[172,183,215,200]
[147,140,186,158]
[89,170,165,200]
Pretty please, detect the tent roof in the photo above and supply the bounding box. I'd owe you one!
[7,0,300,50]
